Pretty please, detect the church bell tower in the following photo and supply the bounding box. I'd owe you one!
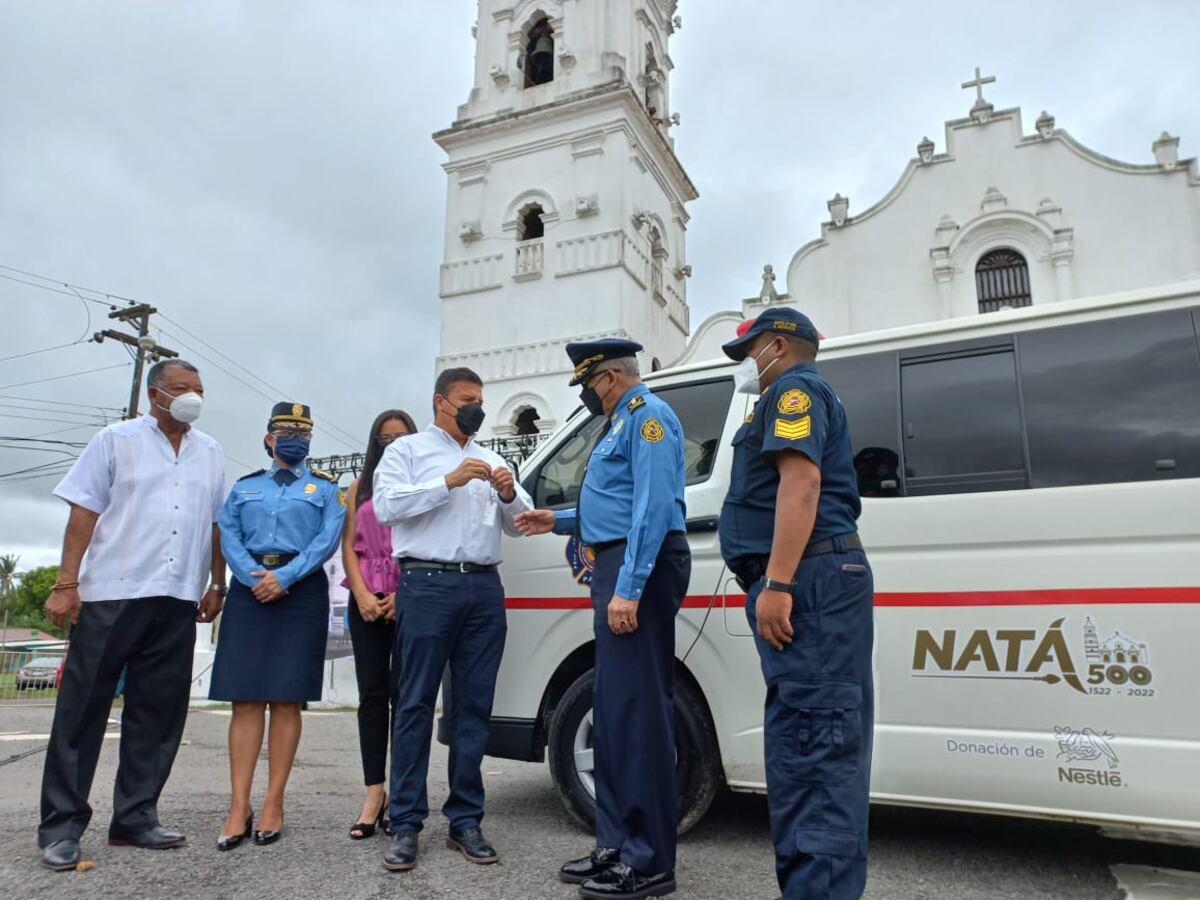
[433,0,697,440]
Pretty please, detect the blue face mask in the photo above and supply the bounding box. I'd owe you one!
[273,435,311,466]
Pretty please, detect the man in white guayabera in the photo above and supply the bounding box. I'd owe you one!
[37,360,227,872]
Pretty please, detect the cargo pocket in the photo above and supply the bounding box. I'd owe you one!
[776,679,863,784]
[794,827,858,858]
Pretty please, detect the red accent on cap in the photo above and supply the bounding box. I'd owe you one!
[736,319,755,337]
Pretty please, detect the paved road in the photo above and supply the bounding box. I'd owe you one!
[1,706,1196,899]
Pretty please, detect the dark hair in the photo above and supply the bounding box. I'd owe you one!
[432,367,483,414]
[357,409,418,508]
[147,359,199,389]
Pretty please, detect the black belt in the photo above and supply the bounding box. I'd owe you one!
[399,558,497,574]
[731,533,864,591]
[253,552,297,569]
[589,530,686,555]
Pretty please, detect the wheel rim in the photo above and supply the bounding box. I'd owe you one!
[572,709,596,799]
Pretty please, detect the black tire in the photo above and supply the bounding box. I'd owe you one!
[546,668,722,835]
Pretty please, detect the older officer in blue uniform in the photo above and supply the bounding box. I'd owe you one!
[210,402,345,849]
[517,339,690,900]
[718,309,874,900]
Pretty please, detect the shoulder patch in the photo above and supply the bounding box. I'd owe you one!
[627,395,646,413]
[235,469,265,482]
[777,389,811,417]
[640,418,665,443]
[311,468,337,483]
[774,416,812,440]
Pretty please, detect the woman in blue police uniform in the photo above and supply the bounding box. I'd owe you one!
[210,402,345,850]
[718,309,874,900]
[517,339,690,900]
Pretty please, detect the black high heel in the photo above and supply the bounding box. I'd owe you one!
[349,808,385,840]
[216,812,253,852]
[253,826,283,846]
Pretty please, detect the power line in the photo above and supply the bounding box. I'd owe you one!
[0,403,109,425]
[0,436,89,448]
[0,412,109,427]
[0,465,75,486]
[0,272,118,307]
[0,457,80,480]
[0,363,130,391]
[0,264,129,307]
[0,341,88,364]
[0,394,123,412]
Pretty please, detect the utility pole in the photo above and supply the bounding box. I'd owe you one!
[94,305,179,419]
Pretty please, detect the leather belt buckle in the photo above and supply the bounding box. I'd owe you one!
[261,553,282,567]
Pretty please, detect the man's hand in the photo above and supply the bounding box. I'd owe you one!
[45,587,81,630]
[445,458,492,490]
[514,509,556,536]
[251,570,286,604]
[195,589,224,623]
[489,466,516,502]
[755,587,794,651]
[608,595,639,635]
[379,592,397,622]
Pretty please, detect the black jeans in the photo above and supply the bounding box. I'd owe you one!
[39,596,196,846]
[347,592,399,785]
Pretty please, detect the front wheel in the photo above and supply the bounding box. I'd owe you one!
[546,668,722,835]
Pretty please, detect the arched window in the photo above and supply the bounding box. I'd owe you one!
[514,407,540,436]
[975,248,1032,312]
[519,204,545,241]
[651,357,662,372]
[524,18,554,87]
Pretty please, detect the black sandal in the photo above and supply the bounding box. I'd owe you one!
[349,808,385,840]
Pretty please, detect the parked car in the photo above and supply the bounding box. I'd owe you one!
[15,657,62,691]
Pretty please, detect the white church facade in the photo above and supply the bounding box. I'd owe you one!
[433,0,696,440]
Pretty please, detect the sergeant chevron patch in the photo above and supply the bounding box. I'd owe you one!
[774,415,811,440]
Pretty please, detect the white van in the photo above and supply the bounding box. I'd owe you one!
[469,281,1200,842]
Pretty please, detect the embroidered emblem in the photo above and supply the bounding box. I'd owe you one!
[773,320,798,332]
[292,403,304,418]
[611,419,625,435]
[778,389,811,416]
[627,395,646,413]
[565,536,596,585]
[641,418,665,443]
[774,416,812,440]
[744,411,754,424]
[573,353,605,379]
[304,483,317,494]
[337,489,348,507]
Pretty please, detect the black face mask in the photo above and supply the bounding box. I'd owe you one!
[445,399,486,436]
[579,372,611,418]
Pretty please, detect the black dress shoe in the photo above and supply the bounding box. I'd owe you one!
[41,839,81,871]
[253,826,283,846]
[217,813,254,852]
[560,847,620,884]
[446,825,498,864]
[107,824,187,849]
[580,863,677,899]
[383,830,419,871]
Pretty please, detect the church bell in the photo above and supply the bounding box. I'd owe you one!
[531,35,553,64]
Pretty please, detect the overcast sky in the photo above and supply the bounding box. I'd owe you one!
[1,0,1197,568]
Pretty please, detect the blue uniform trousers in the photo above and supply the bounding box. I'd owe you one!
[388,568,506,832]
[591,532,691,874]
[744,538,874,900]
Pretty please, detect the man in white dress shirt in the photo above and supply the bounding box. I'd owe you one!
[374,367,533,873]
[38,360,227,871]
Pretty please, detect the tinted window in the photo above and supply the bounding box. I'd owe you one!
[819,353,902,497]
[901,344,1027,494]
[527,378,735,508]
[1019,308,1200,487]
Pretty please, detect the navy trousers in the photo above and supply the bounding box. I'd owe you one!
[745,538,875,900]
[591,533,691,874]
[388,568,505,832]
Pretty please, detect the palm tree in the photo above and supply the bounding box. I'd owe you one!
[0,554,18,600]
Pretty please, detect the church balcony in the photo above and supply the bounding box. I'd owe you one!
[514,239,544,281]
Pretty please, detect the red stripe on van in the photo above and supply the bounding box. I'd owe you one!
[504,587,1200,610]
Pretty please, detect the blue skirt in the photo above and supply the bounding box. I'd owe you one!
[209,567,329,702]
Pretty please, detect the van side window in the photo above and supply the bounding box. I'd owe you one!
[1019,308,1200,487]
[900,341,1028,495]
[819,353,903,497]
[531,414,607,508]
[652,378,735,484]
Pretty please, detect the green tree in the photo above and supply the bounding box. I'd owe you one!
[0,554,18,599]
[2,565,63,638]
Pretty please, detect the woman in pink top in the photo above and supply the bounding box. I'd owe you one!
[341,409,416,839]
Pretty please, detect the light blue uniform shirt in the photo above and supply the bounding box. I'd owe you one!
[219,463,345,590]
[553,384,687,601]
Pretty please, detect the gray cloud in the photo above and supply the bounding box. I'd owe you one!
[1,0,1197,562]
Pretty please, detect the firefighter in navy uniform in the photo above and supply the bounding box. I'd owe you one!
[717,308,874,900]
[516,338,690,900]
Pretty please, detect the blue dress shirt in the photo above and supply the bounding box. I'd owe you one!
[553,384,687,601]
[219,463,346,590]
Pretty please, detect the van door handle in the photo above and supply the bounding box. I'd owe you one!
[686,517,719,533]
[1155,458,1177,471]
[905,422,915,439]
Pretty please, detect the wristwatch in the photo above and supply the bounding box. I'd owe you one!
[208,583,228,596]
[763,577,796,593]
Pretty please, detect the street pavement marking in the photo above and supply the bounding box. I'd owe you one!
[1111,865,1200,899]
[0,733,119,742]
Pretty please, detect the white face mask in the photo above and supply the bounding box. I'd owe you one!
[157,390,203,424]
[733,341,781,395]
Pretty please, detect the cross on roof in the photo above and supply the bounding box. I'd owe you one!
[961,66,996,109]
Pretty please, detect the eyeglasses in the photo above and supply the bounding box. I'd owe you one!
[271,427,312,439]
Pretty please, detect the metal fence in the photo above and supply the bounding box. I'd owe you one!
[0,649,66,704]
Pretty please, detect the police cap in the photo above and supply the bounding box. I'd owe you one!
[565,338,644,386]
[268,402,314,430]
[722,307,821,361]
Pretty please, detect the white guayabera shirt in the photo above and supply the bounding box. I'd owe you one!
[53,415,226,603]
